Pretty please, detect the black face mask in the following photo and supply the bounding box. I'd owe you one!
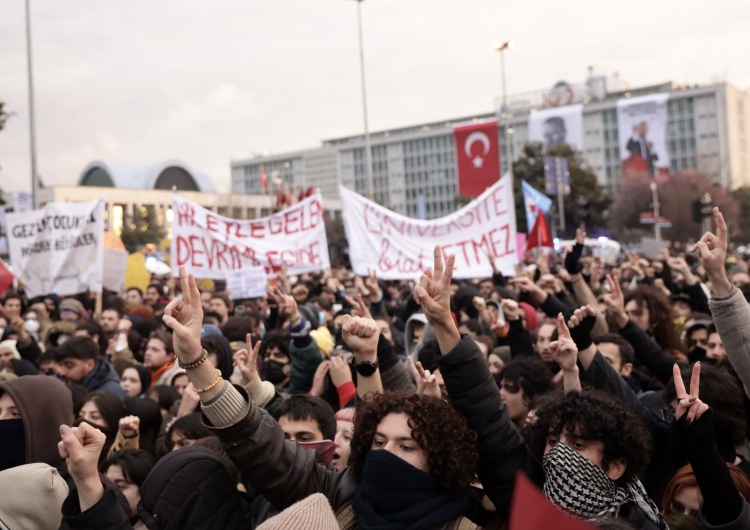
[688,346,707,363]
[0,418,26,471]
[262,360,289,385]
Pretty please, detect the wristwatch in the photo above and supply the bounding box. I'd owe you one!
[351,357,379,377]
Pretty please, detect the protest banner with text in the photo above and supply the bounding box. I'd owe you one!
[171,194,330,278]
[6,200,104,297]
[340,176,518,280]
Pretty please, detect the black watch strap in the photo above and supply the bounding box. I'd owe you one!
[351,357,379,377]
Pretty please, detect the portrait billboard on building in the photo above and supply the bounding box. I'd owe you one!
[528,104,584,152]
[617,93,670,182]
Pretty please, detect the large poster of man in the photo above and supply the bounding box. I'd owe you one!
[617,93,670,182]
[528,104,583,151]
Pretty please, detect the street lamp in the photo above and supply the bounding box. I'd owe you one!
[353,0,374,201]
[650,182,661,241]
[24,0,40,208]
[492,40,514,187]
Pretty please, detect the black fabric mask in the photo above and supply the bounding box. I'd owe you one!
[352,449,470,530]
[0,418,26,471]
[688,346,707,363]
[262,360,289,385]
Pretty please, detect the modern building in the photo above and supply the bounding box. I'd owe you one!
[35,159,342,237]
[231,76,750,219]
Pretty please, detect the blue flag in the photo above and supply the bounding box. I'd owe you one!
[521,181,552,234]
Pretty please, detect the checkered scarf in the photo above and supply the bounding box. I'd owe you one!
[542,442,666,529]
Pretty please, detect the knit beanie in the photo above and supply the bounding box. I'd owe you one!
[0,463,69,530]
[0,340,20,360]
[59,298,84,316]
[256,493,338,530]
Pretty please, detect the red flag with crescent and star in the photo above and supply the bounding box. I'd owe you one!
[454,120,501,198]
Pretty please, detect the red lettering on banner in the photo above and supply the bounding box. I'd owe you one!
[266,241,322,268]
[284,209,300,234]
[176,203,195,227]
[250,222,265,239]
[206,214,218,233]
[268,217,283,235]
[376,239,428,275]
[308,199,323,229]
[225,221,249,240]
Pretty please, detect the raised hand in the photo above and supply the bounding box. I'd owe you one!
[673,362,709,424]
[501,298,521,321]
[328,355,353,388]
[162,266,203,363]
[413,246,455,328]
[603,274,629,329]
[364,269,382,303]
[565,229,585,274]
[118,415,140,439]
[58,422,106,511]
[550,313,578,373]
[509,276,547,303]
[309,361,331,397]
[267,285,300,323]
[344,293,373,320]
[407,356,442,399]
[692,207,731,297]
[233,333,261,383]
[341,315,379,361]
[566,304,597,351]
[550,313,581,393]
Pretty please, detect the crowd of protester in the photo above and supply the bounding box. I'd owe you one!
[1,207,750,528]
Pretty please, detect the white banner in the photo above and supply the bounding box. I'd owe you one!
[0,206,7,255]
[6,200,104,297]
[340,177,518,280]
[528,104,584,151]
[617,93,670,181]
[171,194,330,278]
[103,249,129,292]
[12,190,33,213]
[226,266,268,299]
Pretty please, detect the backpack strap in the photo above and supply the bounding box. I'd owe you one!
[335,502,357,530]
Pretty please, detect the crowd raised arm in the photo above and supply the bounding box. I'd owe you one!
[4,207,750,528]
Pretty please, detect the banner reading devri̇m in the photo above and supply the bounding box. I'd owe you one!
[6,200,104,298]
[171,193,330,279]
[340,176,518,280]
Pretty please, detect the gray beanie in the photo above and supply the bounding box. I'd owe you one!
[0,463,69,529]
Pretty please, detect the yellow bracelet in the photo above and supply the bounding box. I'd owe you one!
[193,370,223,394]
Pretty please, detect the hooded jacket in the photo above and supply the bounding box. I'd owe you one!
[82,358,126,398]
[63,446,252,530]
[0,375,73,468]
[404,313,429,359]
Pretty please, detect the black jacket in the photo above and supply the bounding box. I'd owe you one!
[437,335,543,520]
[63,446,251,530]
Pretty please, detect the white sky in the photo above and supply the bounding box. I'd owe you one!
[1,0,748,193]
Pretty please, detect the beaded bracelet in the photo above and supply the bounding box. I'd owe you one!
[180,349,208,370]
[194,369,222,394]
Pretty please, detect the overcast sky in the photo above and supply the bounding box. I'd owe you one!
[1,0,748,194]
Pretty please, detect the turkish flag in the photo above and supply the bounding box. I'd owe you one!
[0,261,14,297]
[527,211,552,249]
[454,120,501,197]
[510,472,594,530]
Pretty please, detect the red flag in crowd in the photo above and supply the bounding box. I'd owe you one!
[526,211,552,249]
[510,472,594,530]
[0,261,13,296]
[453,120,501,198]
[260,165,268,189]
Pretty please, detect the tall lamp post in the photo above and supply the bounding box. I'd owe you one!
[24,0,40,208]
[650,182,661,241]
[492,40,514,188]
[354,0,374,201]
